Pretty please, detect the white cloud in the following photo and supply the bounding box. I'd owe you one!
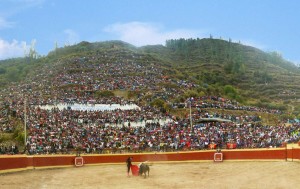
[0,38,30,60]
[0,0,45,34]
[64,29,80,45]
[0,17,14,29]
[104,22,202,46]
[0,0,45,18]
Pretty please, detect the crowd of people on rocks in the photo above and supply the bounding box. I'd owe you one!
[0,144,19,155]
[17,111,300,155]
[186,96,282,114]
[0,52,298,155]
[2,101,299,155]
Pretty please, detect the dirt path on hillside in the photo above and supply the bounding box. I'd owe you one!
[1,161,300,189]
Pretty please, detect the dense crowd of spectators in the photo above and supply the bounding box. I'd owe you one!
[18,111,300,155]
[186,96,282,114]
[0,51,298,155]
[0,144,19,155]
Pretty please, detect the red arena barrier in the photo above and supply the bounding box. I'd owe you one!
[1,148,300,173]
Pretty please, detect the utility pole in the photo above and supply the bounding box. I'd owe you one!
[24,97,27,146]
[187,98,193,129]
[190,101,192,129]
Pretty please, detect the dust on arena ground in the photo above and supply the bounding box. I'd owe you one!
[1,161,300,189]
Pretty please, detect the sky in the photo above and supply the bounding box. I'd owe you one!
[0,0,299,65]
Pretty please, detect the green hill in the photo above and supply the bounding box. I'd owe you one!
[0,38,300,116]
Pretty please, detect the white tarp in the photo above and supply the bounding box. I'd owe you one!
[37,103,141,111]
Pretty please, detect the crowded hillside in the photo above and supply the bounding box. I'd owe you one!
[0,40,300,155]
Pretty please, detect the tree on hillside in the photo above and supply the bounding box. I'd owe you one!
[6,67,21,82]
[224,85,240,100]
[0,68,6,74]
[25,40,39,59]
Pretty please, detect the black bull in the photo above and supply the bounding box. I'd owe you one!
[139,163,150,178]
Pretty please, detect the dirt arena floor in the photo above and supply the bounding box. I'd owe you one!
[0,161,299,189]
